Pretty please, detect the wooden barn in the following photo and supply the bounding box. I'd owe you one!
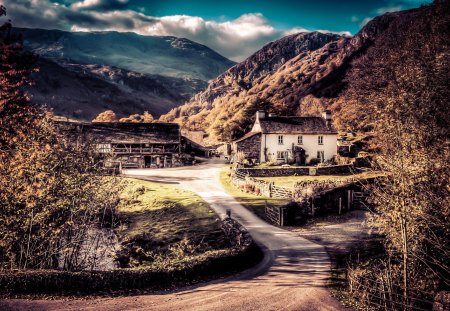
[57,121,182,170]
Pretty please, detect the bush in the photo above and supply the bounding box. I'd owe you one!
[0,243,263,295]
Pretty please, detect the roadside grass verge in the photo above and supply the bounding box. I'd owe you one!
[256,171,384,188]
[219,166,289,220]
[328,237,386,310]
[116,178,230,268]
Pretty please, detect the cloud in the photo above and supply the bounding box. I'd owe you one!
[2,0,351,61]
[375,5,403,14]
[71,0,129,11]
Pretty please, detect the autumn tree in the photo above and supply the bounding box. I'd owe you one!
[342,1,450,308]
[118,111,154,123]
[92,110,118,122]
[0,7,121,271]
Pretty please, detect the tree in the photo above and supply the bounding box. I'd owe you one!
[0,7,121,271]
[119,113,142,123]
[118,111,155,123]
[142,111,154,122]
[92,110,118,122]
[342,1,450,307]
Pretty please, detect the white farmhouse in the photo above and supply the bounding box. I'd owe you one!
[233,110,338,165]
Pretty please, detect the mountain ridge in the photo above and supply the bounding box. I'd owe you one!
[15,27,235,81]
[160,10,412,142]
[14,27,236,121]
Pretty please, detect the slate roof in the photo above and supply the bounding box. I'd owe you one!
[258,116,337,134]
[55,121,180,144]
[234,131,261,143]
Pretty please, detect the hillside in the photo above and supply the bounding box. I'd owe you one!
[160,7,426,142]
[14,28,235,120]
[27,59,207,120]
[16,28,235,81]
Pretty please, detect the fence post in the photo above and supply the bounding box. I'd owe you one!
[339,197,342,215]
[347,190,352,210]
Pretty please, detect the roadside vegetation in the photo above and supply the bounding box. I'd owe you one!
[333,1,450,308]
[219,166,290,220]
[0,9,260,295]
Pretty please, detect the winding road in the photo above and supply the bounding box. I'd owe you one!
[2,160,349,311]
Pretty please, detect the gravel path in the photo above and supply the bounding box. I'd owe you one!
[1,160,350,311]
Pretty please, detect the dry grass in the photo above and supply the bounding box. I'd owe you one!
[117,178,229,268]
[219,166,290,220]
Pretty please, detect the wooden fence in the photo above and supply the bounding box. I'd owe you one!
[264,202,289,226]
[230,168,371,225]
[231,170,292,199]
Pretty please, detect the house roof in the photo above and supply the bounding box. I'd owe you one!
[234,131,261,143]
[258,116,337,134]
[55,121,180,144]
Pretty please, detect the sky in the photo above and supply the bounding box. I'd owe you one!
[2,0,431,61]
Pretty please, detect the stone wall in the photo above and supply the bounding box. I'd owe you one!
[221,217,253,249]
[236,164,353,177]
[235,133,261,161]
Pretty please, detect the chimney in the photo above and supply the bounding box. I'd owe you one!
[322,110,332,127]
[256,110,266,120]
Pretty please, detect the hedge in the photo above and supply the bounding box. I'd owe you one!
[0,242,262,295]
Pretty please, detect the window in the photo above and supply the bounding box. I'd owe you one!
[96,143,112,153]
[318,135,324,145]
[277,151,285,160]
[278,135,284,145]
[297,135,303,145]
[317,151,324,163]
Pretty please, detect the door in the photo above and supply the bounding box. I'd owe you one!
[294,147,306,165]
[144,156,152,168]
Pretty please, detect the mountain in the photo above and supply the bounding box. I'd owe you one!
[13,28,235,120]
[28,59,207,120]
[161,5,439,143]
[160,31,346,140]
[16,28,235,81]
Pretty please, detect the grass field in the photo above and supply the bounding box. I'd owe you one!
[256,171,384,188]
[219,166,290,220]
[117,178,229,268]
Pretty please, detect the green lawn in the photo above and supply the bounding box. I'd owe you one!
[117,178,229,268]
[256,171,384,188]
[219,166,290,220]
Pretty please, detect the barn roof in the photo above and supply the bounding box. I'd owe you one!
[55,121,180,144]
[234,131,261,143]
[259,116,337,134]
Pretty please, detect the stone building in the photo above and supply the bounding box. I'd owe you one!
[57,121,182,170]
[233,111,338,165]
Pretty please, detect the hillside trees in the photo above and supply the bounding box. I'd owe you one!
[342,0,450,307]
[92,110,154,123]
[92,110,118,122]
[0,7,120,271]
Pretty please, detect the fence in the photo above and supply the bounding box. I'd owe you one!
[264,202,291,226]
[230,168,372,224]
[231,170,292,199]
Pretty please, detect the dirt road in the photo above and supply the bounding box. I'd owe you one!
[2,160,348,311]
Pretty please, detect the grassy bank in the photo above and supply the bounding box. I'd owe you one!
[117,178,230,268]
[219,166,289,220]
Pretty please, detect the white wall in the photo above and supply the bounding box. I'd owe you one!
[260,133,337,164]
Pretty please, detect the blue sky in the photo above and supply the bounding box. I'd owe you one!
[4,0,431,60]
[125,0,429,34]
